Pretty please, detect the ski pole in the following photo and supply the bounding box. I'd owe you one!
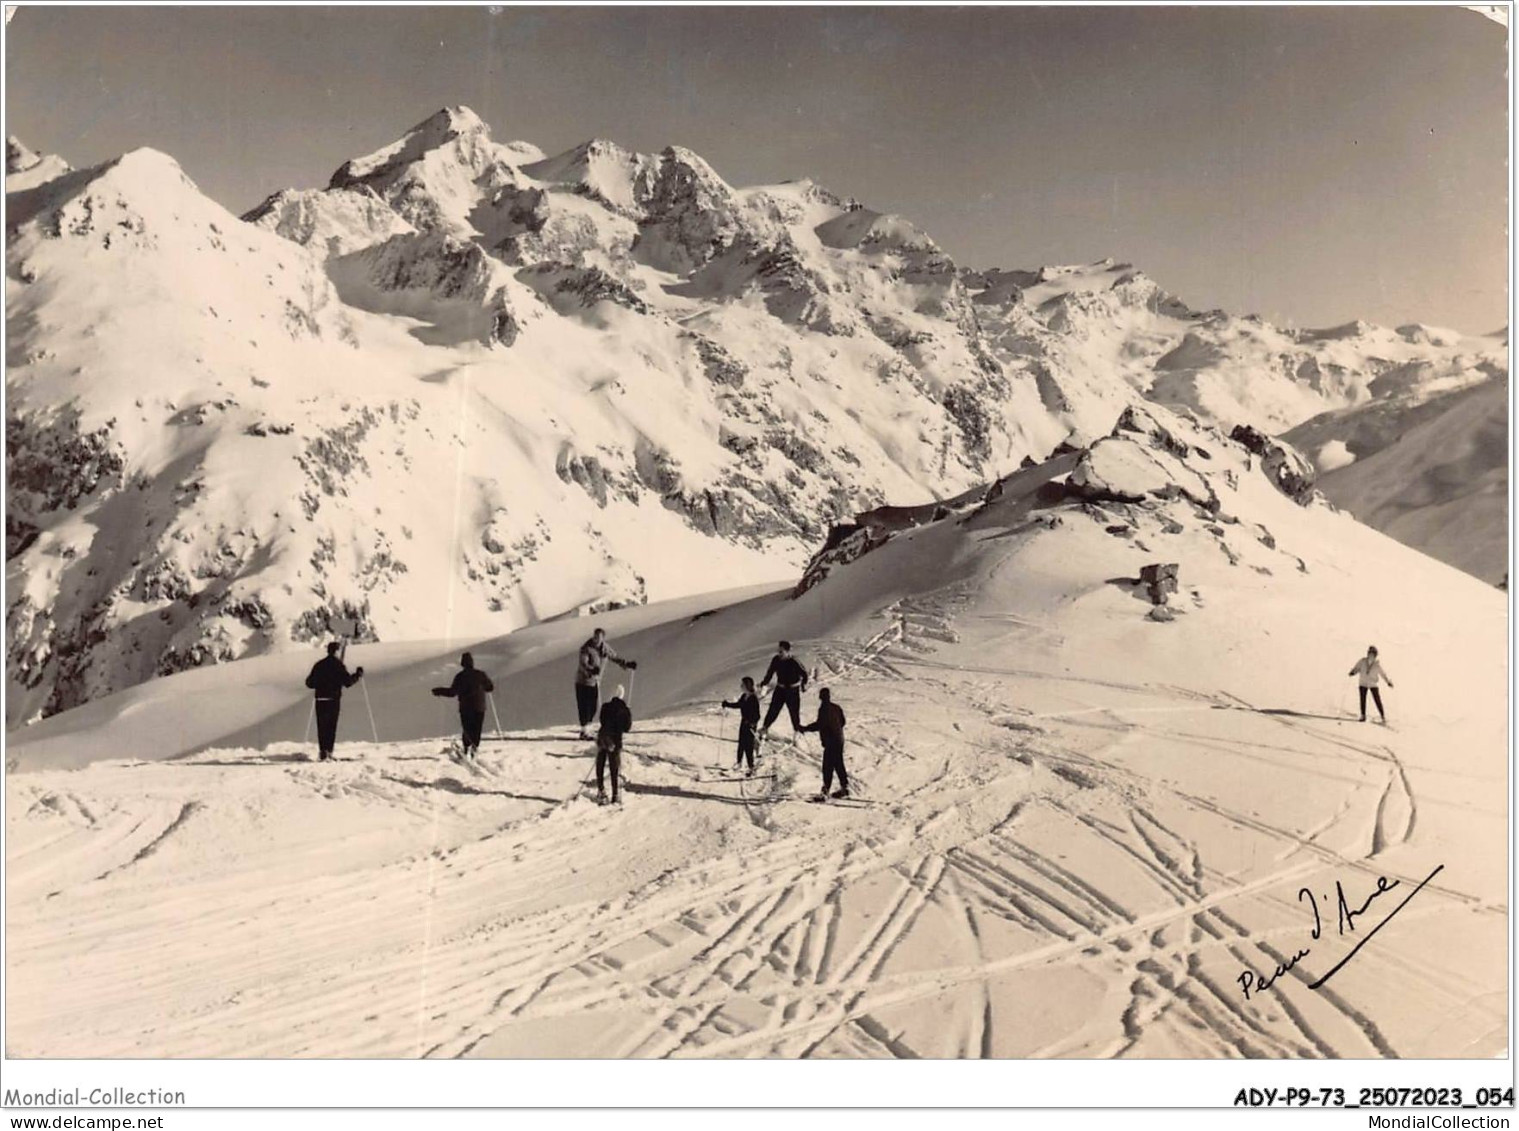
[570,750,600,803]
[488,692,505,739]
[360,678,379,743]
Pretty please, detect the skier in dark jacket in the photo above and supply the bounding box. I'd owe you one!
[722,676,762,774]
[574,627,636,740]
[431,651,495,760]
[304,641,364,761]
[800,687,849,800]
[758,640,808,742]
[596,684,634,805]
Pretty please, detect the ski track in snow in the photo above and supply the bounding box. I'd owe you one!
[6,576,1506,1059]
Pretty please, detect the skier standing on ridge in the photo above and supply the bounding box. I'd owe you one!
[800,687,850,801]
[1348,645,1395,724]
[304,641,364,762]
[574,627,636,740]
[758,640,808,743]
[431,651,495,762]
[722,676,762,775]
[596,684,634,805]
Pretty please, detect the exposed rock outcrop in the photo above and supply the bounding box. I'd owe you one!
[1229,425,1317,505]
[1139,562,1180,605]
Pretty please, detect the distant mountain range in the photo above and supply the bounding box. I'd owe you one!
[5,106,1505,725]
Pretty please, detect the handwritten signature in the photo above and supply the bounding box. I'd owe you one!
[1237,863,1444,999]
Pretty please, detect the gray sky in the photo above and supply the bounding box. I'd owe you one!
[6,5,1508,333]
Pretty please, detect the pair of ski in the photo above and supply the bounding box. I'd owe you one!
[587,765,632,807]
[698,767,870,807]
[804,792,871,808]
[697,723,787,782]
[564,775,625,807]
[744,788,869,807]
[695,765,777,784]
[588,765,634,806]
[444,744,497,778]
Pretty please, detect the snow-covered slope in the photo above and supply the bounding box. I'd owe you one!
[7,403,1504,1059]
[7,108,1505,726]
[1288,376,1508,585]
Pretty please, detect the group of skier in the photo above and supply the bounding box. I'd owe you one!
[302,630,852,805]
[721,640,850,797]
[305,628,1396,805]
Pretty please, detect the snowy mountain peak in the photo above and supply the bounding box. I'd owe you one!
[428,104,489,136]
[7,135,41,173]
[656,144,729,191]
[324,105,525,234]
[520,137,658,215]
[102,146,197,190]
[630,144,739,226]
[7,145,203,236]
[332,105,491,184]
[6,136,73,192]
[814,207,938,254]
[577,137,631,158]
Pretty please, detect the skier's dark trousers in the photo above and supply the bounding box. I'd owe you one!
[759,641,808,736]
[574,627,636,739]
[722,680,761,771]
[800,688,849,797]
[305,642,364,761]
[432,652,495,757]
[1359,685,1385,721]
[596,689,634,803]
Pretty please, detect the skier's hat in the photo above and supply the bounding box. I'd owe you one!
[614,684,625,699]
[778,639,791,651]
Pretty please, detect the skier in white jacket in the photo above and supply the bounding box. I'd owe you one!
[1348,645,1394,723]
